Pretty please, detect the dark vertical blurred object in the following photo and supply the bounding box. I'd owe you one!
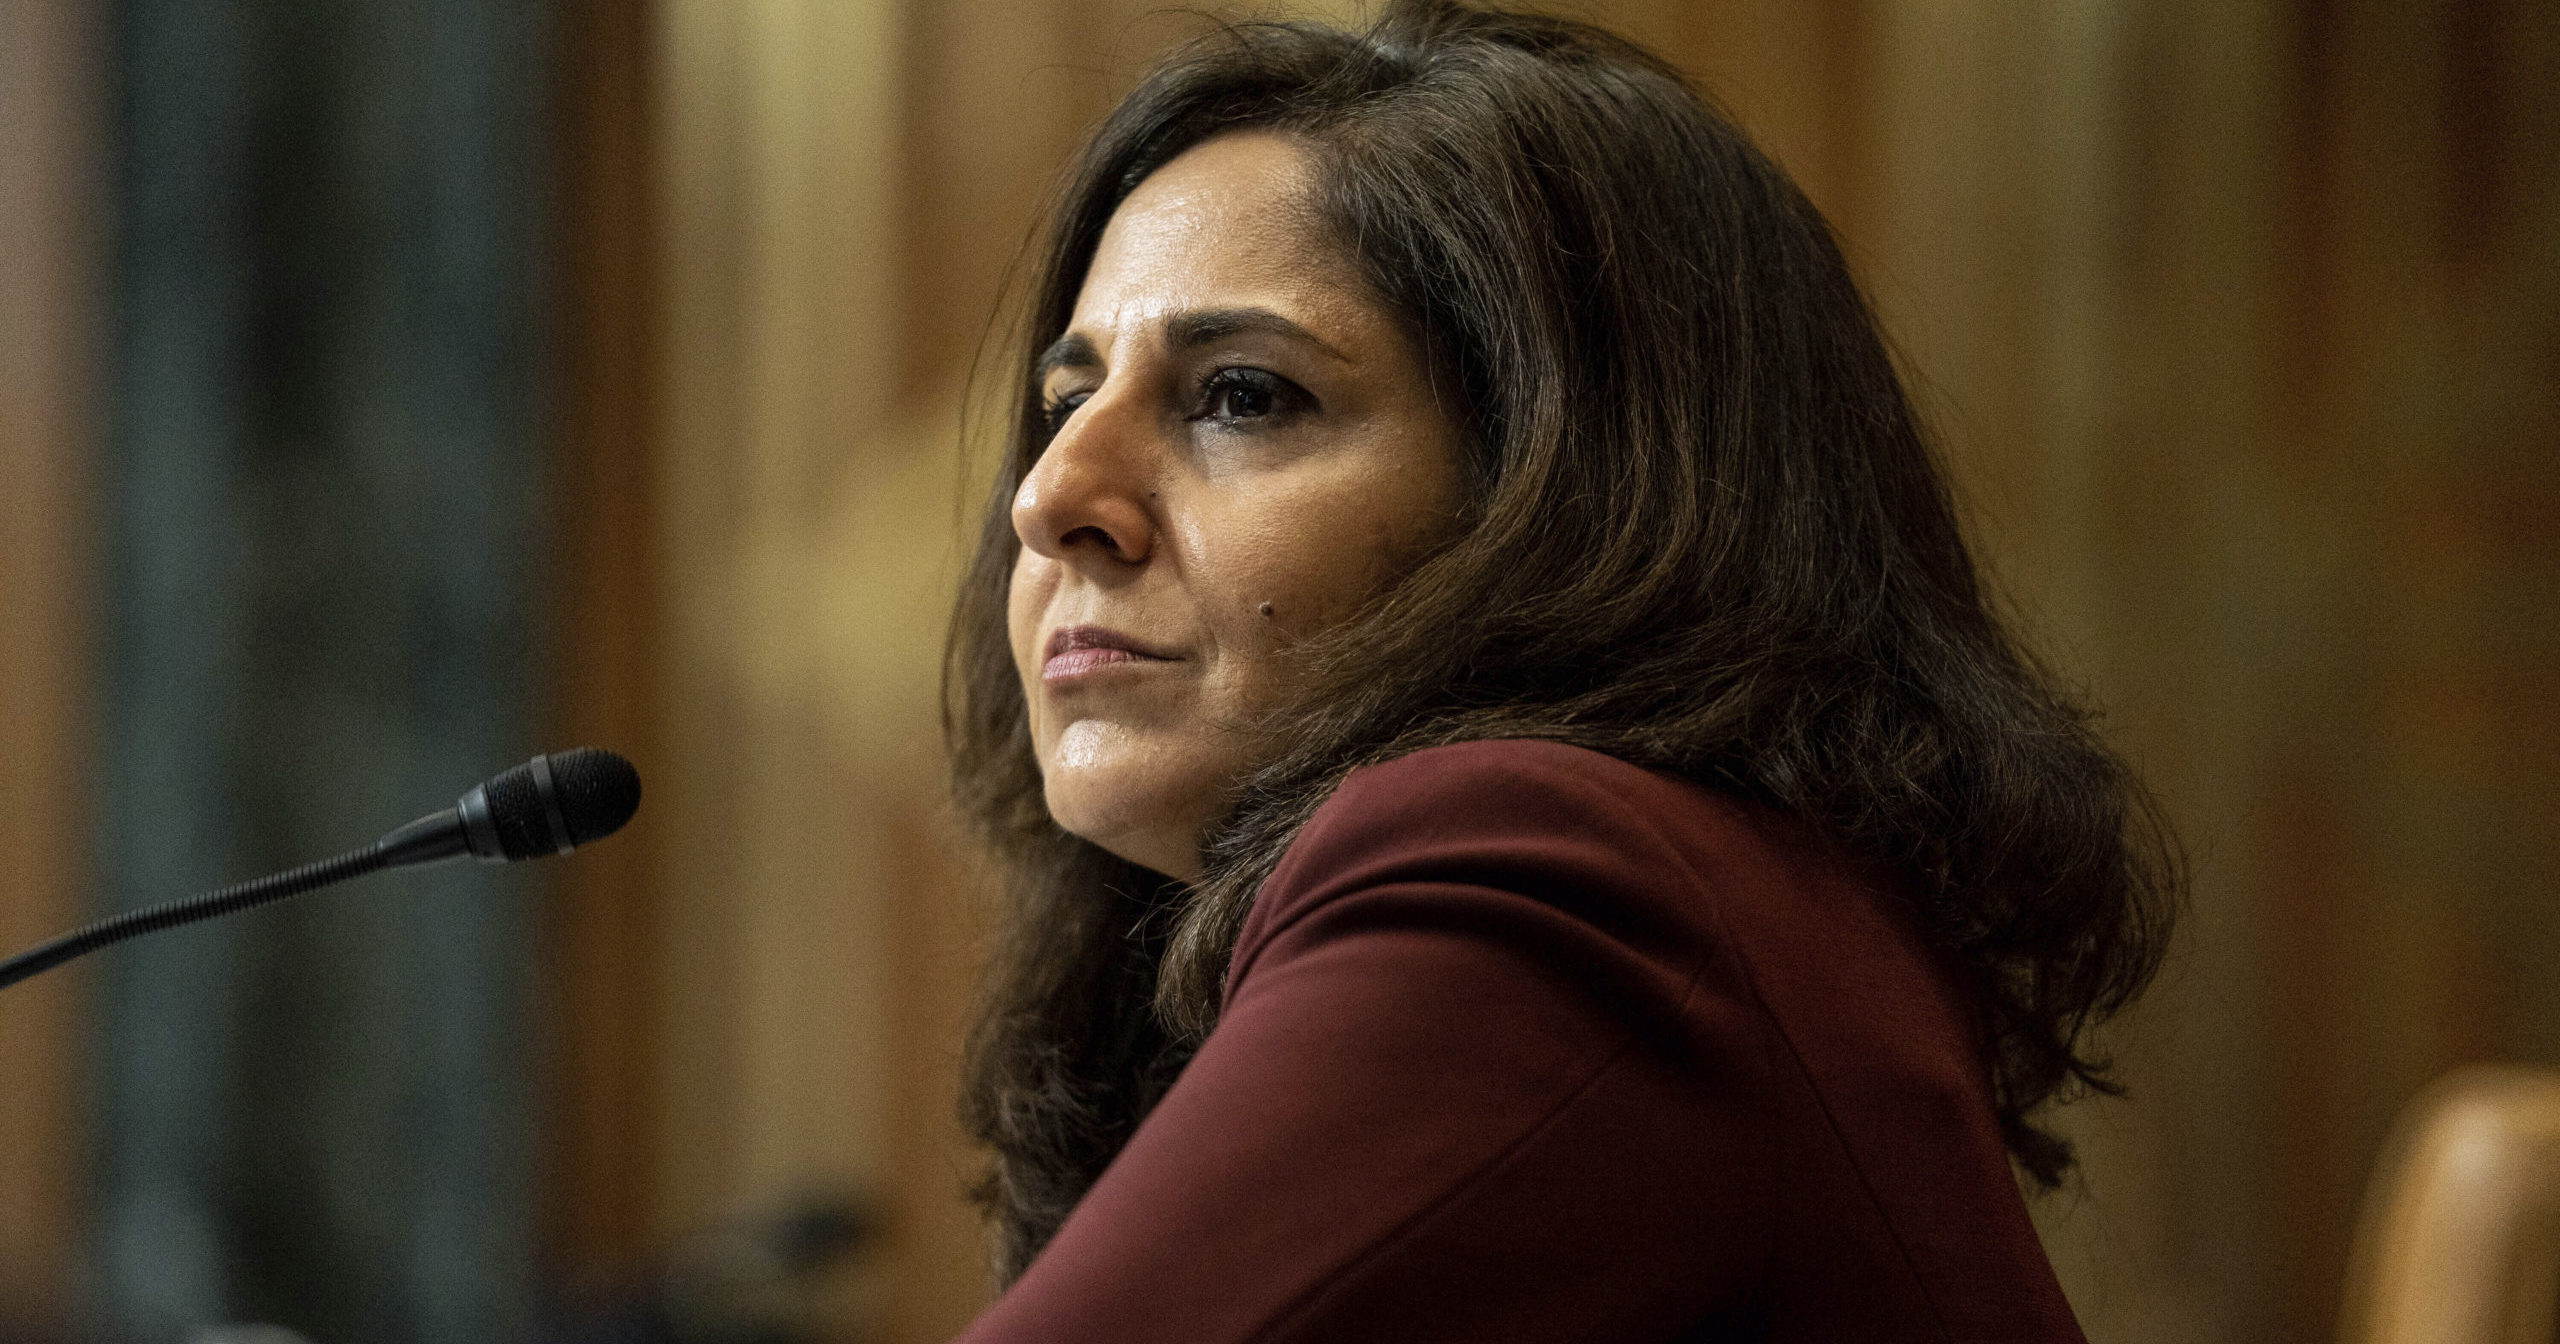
[96,0,549,1340]
[544,0,666,1291]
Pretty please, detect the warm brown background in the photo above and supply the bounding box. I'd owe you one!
[6,1,2555,1341]
[0,0,93,1323]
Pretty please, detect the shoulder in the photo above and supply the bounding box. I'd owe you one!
[1341,735,1695,802]
[1229,740,1782,1003]
[1279,738,1747,880]
[1327,737,1707,822]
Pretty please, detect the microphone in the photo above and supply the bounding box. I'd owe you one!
[0,748,641,993]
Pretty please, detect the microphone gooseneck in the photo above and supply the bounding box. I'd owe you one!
[0,748,641,993]
[0,848,393,991]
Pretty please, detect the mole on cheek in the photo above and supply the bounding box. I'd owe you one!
[1258,602,1276,618]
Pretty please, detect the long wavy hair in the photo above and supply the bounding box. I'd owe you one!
[946,0,2179,1284]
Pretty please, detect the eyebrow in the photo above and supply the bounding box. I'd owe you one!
[1033,331,1100,383]
[1164,307,1349,362]
[1032,306,1349,382]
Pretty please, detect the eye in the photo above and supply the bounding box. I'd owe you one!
[1192,367,1307,427]
[1040,389,1091,436]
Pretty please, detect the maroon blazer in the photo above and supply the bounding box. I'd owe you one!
[956,739,2085,1343]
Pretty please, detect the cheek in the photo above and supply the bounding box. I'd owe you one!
[1007,551,1054,698]
[1185,470,1447,644]
[1174,510,1298,640]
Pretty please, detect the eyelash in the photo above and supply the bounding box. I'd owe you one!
[1192,366,1305,426]
[1038,392,1080,437]
[1038,366,1311,437]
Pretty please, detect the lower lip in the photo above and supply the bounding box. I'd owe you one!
[1043,647,1166,683]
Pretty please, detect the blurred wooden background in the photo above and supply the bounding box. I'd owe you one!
[0,0,92,1323]
[6,1,2554,1341]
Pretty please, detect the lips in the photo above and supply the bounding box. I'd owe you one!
[1043,625,1177,682]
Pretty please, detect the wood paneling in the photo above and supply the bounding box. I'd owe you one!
[0,0,92,1320]
[650,0,926,1333]
[547,0,666,1286]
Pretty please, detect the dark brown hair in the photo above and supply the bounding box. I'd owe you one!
[946,0,2179,1283]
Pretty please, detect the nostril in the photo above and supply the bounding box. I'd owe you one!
[1062,524,1124,557]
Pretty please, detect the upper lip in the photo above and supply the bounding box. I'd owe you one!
[1046,625,1177,661]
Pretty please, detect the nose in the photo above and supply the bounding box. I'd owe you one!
[1011,390,1158,569]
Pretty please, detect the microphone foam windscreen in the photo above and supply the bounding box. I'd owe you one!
[484,761,553,860]
[551,747,642,846]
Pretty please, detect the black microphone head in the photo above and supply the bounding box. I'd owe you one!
[474,748,642,860]
[550,747,642,846]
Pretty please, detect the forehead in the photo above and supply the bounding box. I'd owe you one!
[1071,131,1365,336]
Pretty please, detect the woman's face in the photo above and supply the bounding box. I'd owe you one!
[1008,131,1461,882]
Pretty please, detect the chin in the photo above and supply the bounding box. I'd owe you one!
[1041,768,1205,882]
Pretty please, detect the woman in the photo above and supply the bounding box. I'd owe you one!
[944,3,2178,1340]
